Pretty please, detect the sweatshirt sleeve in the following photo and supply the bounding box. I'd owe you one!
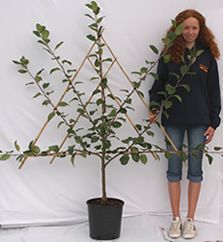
[149,57,167,111]
[207,56,221,129]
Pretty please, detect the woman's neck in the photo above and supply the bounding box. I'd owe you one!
[185,41,195,49]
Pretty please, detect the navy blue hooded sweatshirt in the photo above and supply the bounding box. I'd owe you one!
[149,46,221,129]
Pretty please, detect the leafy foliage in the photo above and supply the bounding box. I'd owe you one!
[3,1,223,204]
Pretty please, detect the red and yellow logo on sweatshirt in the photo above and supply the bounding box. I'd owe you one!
[199,64,208,73]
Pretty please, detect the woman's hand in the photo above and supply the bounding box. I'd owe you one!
[148,110,159,123]
[204,126,215,144]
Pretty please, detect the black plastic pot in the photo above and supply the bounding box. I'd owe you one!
[87,197,124,240]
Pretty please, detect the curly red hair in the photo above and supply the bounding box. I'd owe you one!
[165,9,220,63]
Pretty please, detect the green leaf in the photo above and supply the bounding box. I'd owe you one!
[91,136,99,143]
[49,145,59,152]
[42,83,50,89]
[179,151,188,161]
[135,124,142,131]
[175,23,183,35]
[174,94,182,103]
[18,69,28,74]
[51,56,60,60]
[37,40,46,45]
[180,65,188,75]
[165,84,176,95]
[32,146,41,154]
[42,30,50,40]
[140,67,147,74]
[91,1,100,15]
[33,30,41,37]
[134,136,144,145]
[112,121,122,128]
[42,100,50,106]
[164,151,172,159]
[50,67,60,74]
[36,23,45,33]
[0,154,11,160]
[206,153,213,165]
[54,41,64,50]
[85,13,94,20]
[108,109,116,117]
[80,151,87,158]
[35,75,42,82]
[20,56,29,65]
[169,72,180,79]
[149,72,159,80]
[58,101,69,107]
[67,146,74,155]
[119,108,127,114]
[132,81,140,89]
[149,45,159,55]
[96,98,103,105]
[157,91,167,98]
[163,100,173,110]
[120,154,129,165]
[162,37,171,47]
[149,101,160,110]
[163,54,171,64]
[85,3,92,10]
[57,121,64,128]
[167,31,176,42]
[131,71,141,76]
[28,140,34,150]
[97,16,104,24]
[87,34,96,41]
[132,153,139,162]
[163,110,169,119]
[101,78,107,88]
[102,58,112,63]
[171,19,177,28]
[33,92,42,99]
[182,84,190,92]
[70,153,76,166]
[12,60,21,65]
[139,154,147,164]
[62,59,72,65]
[14,140,20,152]
[67,68,76,73]
[214,146,222,151]
[25,82,34,86]
[196,49,204,57]
[47,111,55,121]
[95,145,101,150]
[94,59,100,67]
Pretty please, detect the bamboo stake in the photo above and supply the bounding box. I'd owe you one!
[18,41,97,169]
[102,36,178,153]
[49,50,117,164]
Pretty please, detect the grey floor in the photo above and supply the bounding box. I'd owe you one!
[0,214,223,242]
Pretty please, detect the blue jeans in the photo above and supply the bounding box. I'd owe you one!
[165,126,207,182]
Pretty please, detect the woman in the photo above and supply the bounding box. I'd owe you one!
[149,9,221,239]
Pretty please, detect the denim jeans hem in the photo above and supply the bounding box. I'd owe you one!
[187,174,203,182]
[167,175,182,182]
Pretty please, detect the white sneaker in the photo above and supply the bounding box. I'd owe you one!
[182,218,197,239]
[168,217,182,239]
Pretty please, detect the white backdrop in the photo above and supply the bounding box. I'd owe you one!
[0,0,222,226]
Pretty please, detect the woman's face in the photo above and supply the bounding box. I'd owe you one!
[182,17,200,46]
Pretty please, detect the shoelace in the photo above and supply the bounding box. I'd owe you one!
[170,220,180,231]
[184,220,194,232]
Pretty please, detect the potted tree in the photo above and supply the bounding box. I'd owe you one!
[9,0,219,240]
[11,2,160,238]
